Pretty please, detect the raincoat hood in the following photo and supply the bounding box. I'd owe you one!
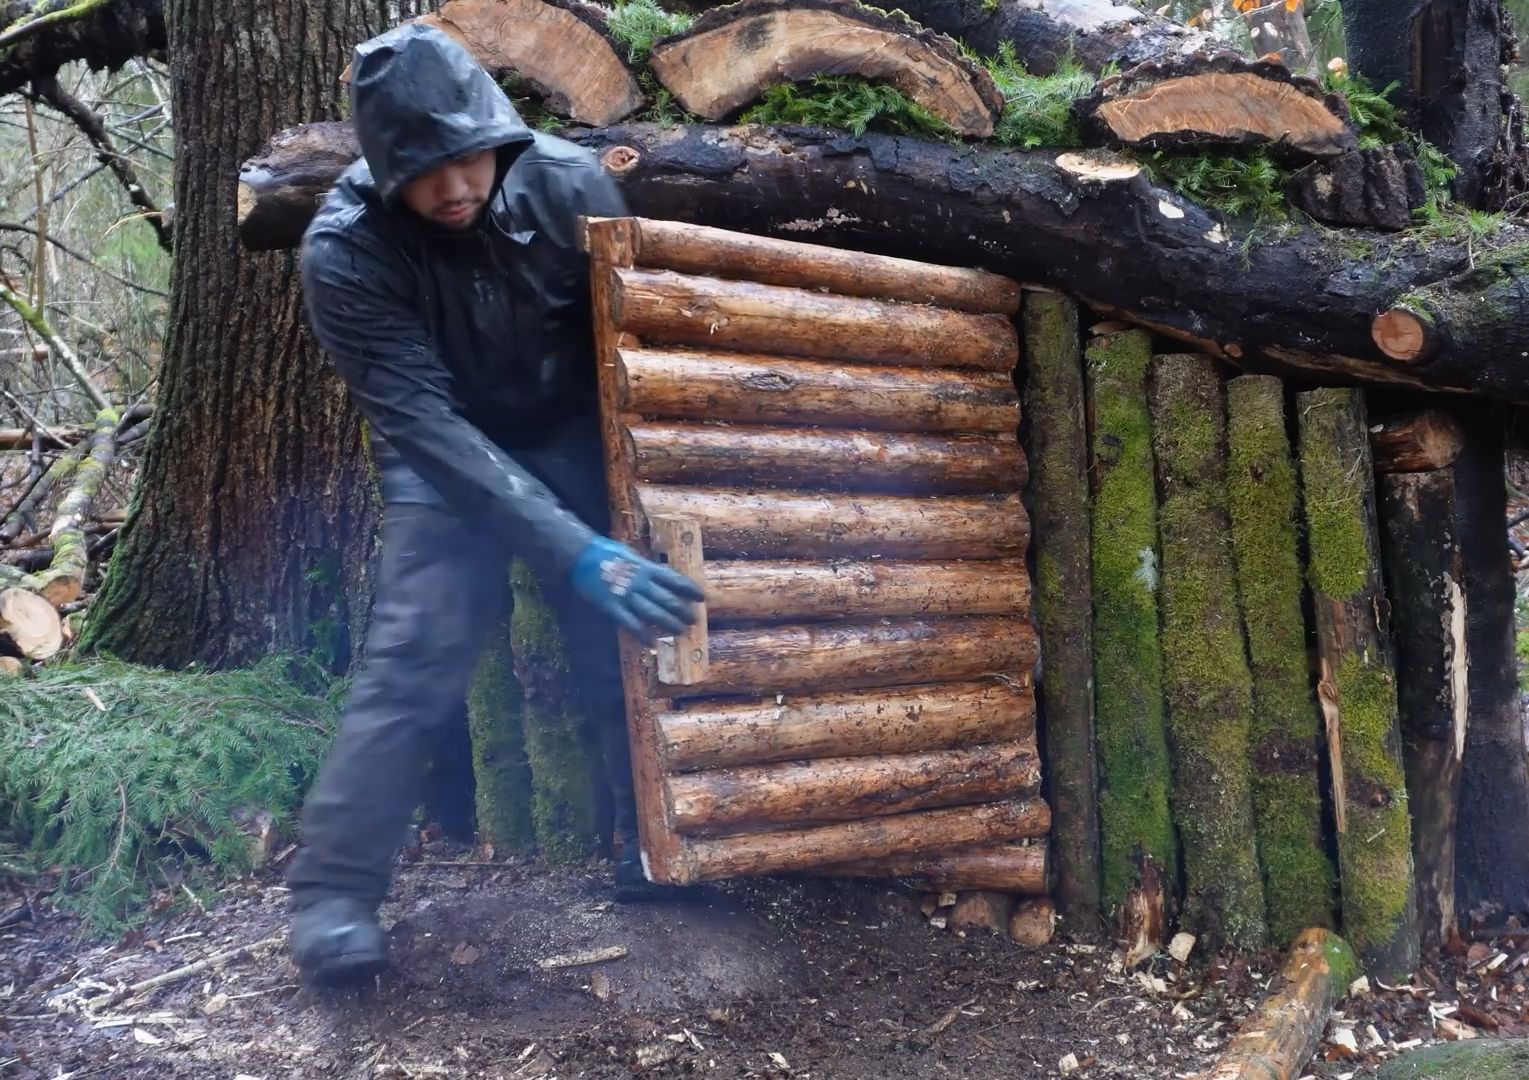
[349,22,533,206]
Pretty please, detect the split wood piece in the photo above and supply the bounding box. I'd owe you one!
[1297,387,1419,982]
[635,486,1028,560]
[626,421,1026,495]
[665,739,1039,835]
[608,268,1018,372]
[618,348,1020,434]
[1285,145,1425,232]
[1076,52,1354,158]
[1378,468,1467,951]
[1225,375,1336,942]
[950,890,1013,935]
[1008,897,1056,947]
[1150,355,1266,950]
[238,120,360,253]
[1237,0,1317,76]
[1118,855,1167,968]
[343,0,641,126]
[0,438,88,543]
[647,0,1003,136]
[678,795,1051,881]
[1369,409,1465,473]
[814,841,1048,894]
[535,944,629,970]
[649,516,708,687]
[29,406,117,606]
[703,559,1031,624]
[1191,928,1357,1080]
[687,615,1036,697]
[1023,288,1100,929]
[0,587,61,660]
[657,677,1034,771]
[1086,329,1177,934]
[586,216,1020,314]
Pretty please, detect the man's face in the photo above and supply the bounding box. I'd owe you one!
[400,148,496,229]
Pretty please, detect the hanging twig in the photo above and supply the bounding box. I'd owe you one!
[0,279,110,410]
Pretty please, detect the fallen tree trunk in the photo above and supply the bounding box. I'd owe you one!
[1150,354,1266,951]
[0,439,87,543]
[27,406,118,606]
[241,122,1529,402]
[1191,928,1357,1080]
[1297,388,1419,981]
[0,0,165,99]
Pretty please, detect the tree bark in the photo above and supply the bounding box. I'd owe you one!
[1297,388,1419,981]
[1378,467,1467,949]
[1150,355,1266,951]
[1087,328,1178,929]
[0,0,165,99]
[76,0,408,670]
[1225,375,1337,944]
[1023,289,1101,932]
[1452,410,1529,923]
[466,619,535,853]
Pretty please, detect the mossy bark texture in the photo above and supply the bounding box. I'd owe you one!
[1297,387,1419,980]
[1023,290,1100,930]
[1226,374,1337,943]
[510,560,600,863]
[466,619,535,852]
[1086,328,1177,920]
[1148,355,1265,950]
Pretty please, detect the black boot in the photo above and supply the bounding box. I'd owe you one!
[290,897,388,986]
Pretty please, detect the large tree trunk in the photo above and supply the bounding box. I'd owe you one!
[76,0,425,669]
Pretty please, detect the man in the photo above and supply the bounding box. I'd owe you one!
[287,22,703,987]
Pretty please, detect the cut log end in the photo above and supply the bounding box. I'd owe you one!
[0,587,64,660]
[1008,898,1056,947]
[950,890,1014,935]
[1372,308,1432,363]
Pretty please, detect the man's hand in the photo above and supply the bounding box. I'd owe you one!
[570,536,704,640]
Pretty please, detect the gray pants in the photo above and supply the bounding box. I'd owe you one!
[287,420,632,909]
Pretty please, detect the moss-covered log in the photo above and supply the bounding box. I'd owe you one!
[28,406,117,606]
[466,619,534,852]
[0,438,87,544]
[1086,327,1177,929]
[510,560,600,862]
[1297,387,1419,980]
[1378,467,1466,949]
[1149,355,1265,950]
[1023,289,1100,932]
[1226,375,1337,943]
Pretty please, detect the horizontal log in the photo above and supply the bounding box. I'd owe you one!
[609,268,1018,372]
[627,421,1024,495]
[618,347,1019,433]
[689,615,1037,696]
[636,485,1028,559]
[1369,409,1465,473]
[704,558,1030,623]
[814,841,1048,894]
[665,739,1039,835]
[657,676,1033,770]
[676,795,1052,881]
[648,0,1003,136]
[601,217,1020,314]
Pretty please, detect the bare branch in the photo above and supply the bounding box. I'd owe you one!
[0,222,168,296]
[0,278,110,410]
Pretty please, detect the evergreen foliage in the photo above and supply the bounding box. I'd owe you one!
[986,45,1096,150]
[741,76,957,139]
[606,0,693,65]
[1144,148,1288,224]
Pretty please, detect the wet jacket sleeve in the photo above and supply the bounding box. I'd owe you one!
[301,230,597,572]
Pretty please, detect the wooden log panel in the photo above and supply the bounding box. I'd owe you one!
[609,268,1019,372]
[657,677,1034,771]
[627,421,1025,494]
[635,486,1029,559]
[689,615,1038,697]
[679,796,1052,881]
[814,841,1048,894]
[665,739,1041,835]
[618,348,1020,434]
[704,559,1030,624]
[604,217,1021,314]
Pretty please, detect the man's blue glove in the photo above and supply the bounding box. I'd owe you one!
[570,536,705,640]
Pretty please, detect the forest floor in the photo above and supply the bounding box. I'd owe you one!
[3,836,1529,1080]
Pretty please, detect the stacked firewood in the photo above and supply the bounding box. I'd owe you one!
[0,404,148,669]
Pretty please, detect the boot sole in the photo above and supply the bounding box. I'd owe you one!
[301,948,389,988]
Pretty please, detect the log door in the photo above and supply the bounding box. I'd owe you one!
[583,216,1050,887]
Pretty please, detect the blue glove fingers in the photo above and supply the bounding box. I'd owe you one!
[635,577,699,624]
[649,565,705,601]
[628,591,691,635]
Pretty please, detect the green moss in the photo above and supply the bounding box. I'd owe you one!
[1297,388,1370,600]
[1087,329,1178,915]
[1225,376,1338,941]
[510,560,599,864]
[741,76,958,140]
[1323,933,1361,992]
[1376,1040,1529,1079]
[1150,356,1266,949]
[467,620,534,852]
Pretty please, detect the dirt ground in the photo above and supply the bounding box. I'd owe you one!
[3,841,1529,1080]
